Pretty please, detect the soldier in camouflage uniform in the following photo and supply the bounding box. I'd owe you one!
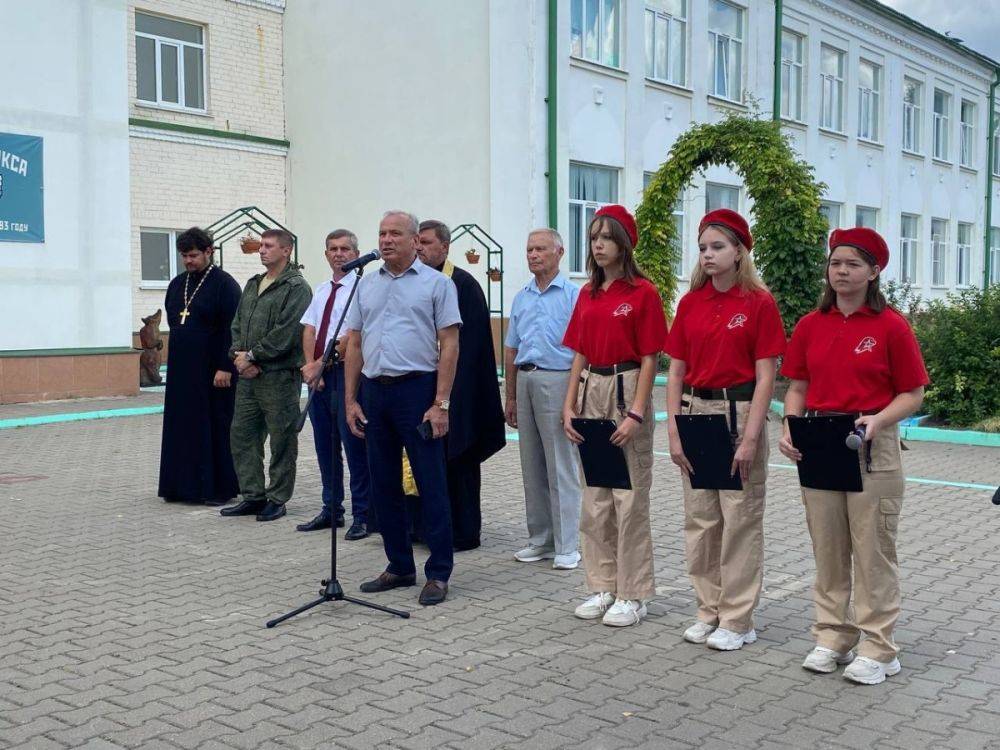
[221,228,312,522]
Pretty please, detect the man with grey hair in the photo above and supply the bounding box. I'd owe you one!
[504,228,582,569]
[297,229,372,539]
[344,210,462,606]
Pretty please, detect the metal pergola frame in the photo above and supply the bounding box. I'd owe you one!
[450,223,505,375]
[204,206,298,268]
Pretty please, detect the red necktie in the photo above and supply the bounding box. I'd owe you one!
[313,282,342,361]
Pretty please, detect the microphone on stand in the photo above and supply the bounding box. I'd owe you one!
[342,249,381,273]
[845,424,867,451]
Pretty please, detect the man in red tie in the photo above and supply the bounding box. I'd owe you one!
[298,230,372,539]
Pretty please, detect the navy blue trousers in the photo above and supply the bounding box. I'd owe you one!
[308,365,370,521]
[362,372,453,582]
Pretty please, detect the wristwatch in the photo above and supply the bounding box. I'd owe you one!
[435,399,450,411]
[245,350,256,363]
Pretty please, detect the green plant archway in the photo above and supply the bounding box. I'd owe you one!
[636,113,829,332]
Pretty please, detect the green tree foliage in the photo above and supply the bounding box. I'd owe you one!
[636,112,828,331]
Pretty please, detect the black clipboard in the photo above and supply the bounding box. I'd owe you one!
[674,414,742,491]
[786,415,863,492]
[571,418,632,490]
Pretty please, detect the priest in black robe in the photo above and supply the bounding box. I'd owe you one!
[415,220,506,550]
[158,227,242,505]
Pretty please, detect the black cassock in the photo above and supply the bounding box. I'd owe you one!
[407,263,506,549]
[157,265,242,503]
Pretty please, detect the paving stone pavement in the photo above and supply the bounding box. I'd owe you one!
[1,389,999,749]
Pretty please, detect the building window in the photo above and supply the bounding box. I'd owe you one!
[819,201,842,234]
[933,89,951,161]
[645,1,687,85]
[135,12,206,111]
[705,182,740,214]
[960,100,976,168]
[140,229,182,285]
[931,218,948,286]
[708,0,744,102]
[857,60,881,141]
[780,30,804,121]
[569,162,618,273]
[956,222,972,286]
[855,206,878,229]
[990,228,1000,284]
[900,214,919,283]
[820,45,845,132]
[903,78,922,153]
[571,0,621,68]
[993,114,1000,176]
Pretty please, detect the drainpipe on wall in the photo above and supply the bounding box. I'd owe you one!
[985,68,1000,289]
[547,0,558,228]
[773,0,783,122]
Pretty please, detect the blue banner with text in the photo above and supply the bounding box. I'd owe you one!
[0,132,44,243]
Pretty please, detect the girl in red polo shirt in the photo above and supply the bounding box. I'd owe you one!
[562,204,668,627]
[665,209,786,651]
[780,227,928,685]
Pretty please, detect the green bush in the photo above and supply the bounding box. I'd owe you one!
[908,285,1000,427]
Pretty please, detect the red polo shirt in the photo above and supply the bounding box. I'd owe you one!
[665,283,786,388]
[781,305,929,412]
[562,278,668,366]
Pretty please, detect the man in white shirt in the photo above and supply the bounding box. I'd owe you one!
[298,229,371,539]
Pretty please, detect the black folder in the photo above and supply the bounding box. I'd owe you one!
[571,418,632,490]
[786,415,863,492]
[674,414,742,491]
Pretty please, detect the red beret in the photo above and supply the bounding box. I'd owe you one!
[699,209,753,251]
[594,204,638,248]
[829,227,889,270]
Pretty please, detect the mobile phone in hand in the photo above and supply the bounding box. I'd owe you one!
[416,420,434,440]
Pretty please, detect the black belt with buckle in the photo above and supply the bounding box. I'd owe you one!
[371,371,429,385]
[804,409,879,417]
[683,380,756,402]
[587,361,640,376]
[518,363,566,372]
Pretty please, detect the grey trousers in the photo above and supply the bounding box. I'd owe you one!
[516,369,581,556]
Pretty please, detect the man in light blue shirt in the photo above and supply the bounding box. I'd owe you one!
[503,228,582,570]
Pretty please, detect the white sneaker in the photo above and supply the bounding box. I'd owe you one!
[574,592,615,620]
[683,621,717,644]
[706,627,757,651]
[843,655,901,685]
[514,545,555,562]
[552,552,581,570]
[802,646,856,674]
[602,599,647,627]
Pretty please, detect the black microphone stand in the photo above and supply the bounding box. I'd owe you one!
[267,264,409,627]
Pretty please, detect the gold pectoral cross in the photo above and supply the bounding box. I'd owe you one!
[179,308,191,324]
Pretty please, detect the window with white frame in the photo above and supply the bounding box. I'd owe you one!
[819,201,842,234]
[140,229,183,285]
[708,0,744,102]
[933,89,951,161]
[780,30,804,121]
[903,78,922,153]
[991,228,1000,284]
[705,182,740,213]
[569,162,618,273]
[645,1,687,85]
[931,218,948,286]
[960,100,976,168]
[571,0,621,68]
[820,45,845,132]
[900,214,919,283]
[644,173,686,276]
[855,206,878,229]
[135,12,206,111]
[857,59,881,141]
[956,222,972,286]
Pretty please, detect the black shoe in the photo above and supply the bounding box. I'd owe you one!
[296,513,332,532]
[359,571,416,593]
[220,499,265,517]
[255,501,286,522]
[162,496,183,503]
[335,515,346,528]
[345,520,369,540]
[418,580,448,606]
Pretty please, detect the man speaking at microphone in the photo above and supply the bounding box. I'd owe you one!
[344,210,462,606]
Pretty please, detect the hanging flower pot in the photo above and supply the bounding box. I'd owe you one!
[240,235,261,254]
[465,248,481,264]
[488,267,502,282]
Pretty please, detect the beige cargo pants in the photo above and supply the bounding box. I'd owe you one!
[801,423,904,662]
[576,368,656,601]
